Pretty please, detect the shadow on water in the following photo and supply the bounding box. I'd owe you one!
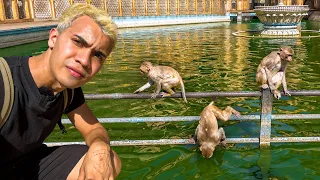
[115,143,320,180]
[1,20,320,179]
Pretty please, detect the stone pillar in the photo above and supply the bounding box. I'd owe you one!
[315,0,320,8]
[0,0,5,21]
[237,0,243,10]
[237,11,242,22]
[296,0,304,5]
[12,0,19,20]
[225,0,232,12]
[260,88,273,148]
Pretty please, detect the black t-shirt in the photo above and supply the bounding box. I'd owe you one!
[0,56,85,163]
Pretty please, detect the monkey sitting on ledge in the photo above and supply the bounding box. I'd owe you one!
[134,61,187,103]
[194,102,240,158]
[256,46,294,99]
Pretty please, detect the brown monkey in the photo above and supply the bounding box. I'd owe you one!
[194,102,240,158]
[256,46,294,99]
[134,61,187,103]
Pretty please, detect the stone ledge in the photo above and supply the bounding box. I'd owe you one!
[0,15,230,48]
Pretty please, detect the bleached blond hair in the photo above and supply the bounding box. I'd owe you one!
[57,3,118,49]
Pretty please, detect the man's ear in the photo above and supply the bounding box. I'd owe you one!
[48,28,59,49]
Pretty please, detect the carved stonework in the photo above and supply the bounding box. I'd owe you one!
[254,4,309,35]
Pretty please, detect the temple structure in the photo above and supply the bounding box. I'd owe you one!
[0,0,319,23]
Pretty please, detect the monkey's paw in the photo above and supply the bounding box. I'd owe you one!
[232,110,241,118]
[273,90,281,99]
[160,92,171,97]
[134,90,140,94]
[284,90,291,96]
[220,139,227,147]
[151,93,158,99]
[261,84,269,89]
[192,135,198,144]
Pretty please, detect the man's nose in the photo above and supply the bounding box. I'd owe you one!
[76,50,91,68]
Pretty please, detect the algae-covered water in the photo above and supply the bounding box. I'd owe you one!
[1,20,320,179]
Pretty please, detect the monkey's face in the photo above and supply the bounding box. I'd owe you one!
[200,142,215,158]
[139,66,148,75]
[279,51,293,62]
[139,61,152,75]
[279,47,294,62]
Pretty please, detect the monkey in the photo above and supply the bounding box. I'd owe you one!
[194,102,241,158]
[256,46,294,99]
[134,61,187,103]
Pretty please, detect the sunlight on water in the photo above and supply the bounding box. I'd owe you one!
[1,20,320,179]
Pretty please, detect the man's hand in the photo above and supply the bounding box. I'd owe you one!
[78,140,115,180]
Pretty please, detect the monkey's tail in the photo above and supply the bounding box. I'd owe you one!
[180,78,188,103]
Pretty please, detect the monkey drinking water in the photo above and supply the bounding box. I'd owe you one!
[194,102,240,158]
[134,61,187,103]
[256,46,294,99]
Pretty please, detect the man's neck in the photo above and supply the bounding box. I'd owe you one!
[29,50,65,95]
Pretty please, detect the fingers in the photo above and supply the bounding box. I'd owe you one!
[273,93,281,99]
[285,91,291,96]
[272,90,281,99]
[151,93,158,98]
[220,140,226,147]
[232,110,241,118]
[77,167,85,180]
[108,172,115,180]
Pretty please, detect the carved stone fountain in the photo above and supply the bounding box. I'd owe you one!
[254,2,309,36]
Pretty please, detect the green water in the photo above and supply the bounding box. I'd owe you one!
[1,20,320,179]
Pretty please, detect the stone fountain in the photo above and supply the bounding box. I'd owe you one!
[254,1,309,36]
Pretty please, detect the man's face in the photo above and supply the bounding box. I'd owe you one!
[48,15,113,88]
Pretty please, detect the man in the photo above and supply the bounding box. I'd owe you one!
[0,3,121,179]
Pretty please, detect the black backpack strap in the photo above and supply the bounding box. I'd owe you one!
[0,57,14,129]
[57,88,74,134]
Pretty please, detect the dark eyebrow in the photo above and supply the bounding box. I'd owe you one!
[75,35,107,58]
[75,35,89,46]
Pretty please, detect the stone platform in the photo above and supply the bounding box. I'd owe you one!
[0,15,230,48]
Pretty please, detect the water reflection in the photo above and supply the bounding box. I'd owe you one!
[93,21,320,179]
[88,21,320,119]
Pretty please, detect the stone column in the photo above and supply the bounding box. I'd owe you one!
[0,0,5,21]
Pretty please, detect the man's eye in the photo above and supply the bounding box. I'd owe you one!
[95,52,104,61]
[73,39,82,46]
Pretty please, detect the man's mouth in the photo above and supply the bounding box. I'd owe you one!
[67,67,85,79]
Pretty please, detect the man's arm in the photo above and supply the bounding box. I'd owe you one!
[67,102,109,145]
[67,103,121,180]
